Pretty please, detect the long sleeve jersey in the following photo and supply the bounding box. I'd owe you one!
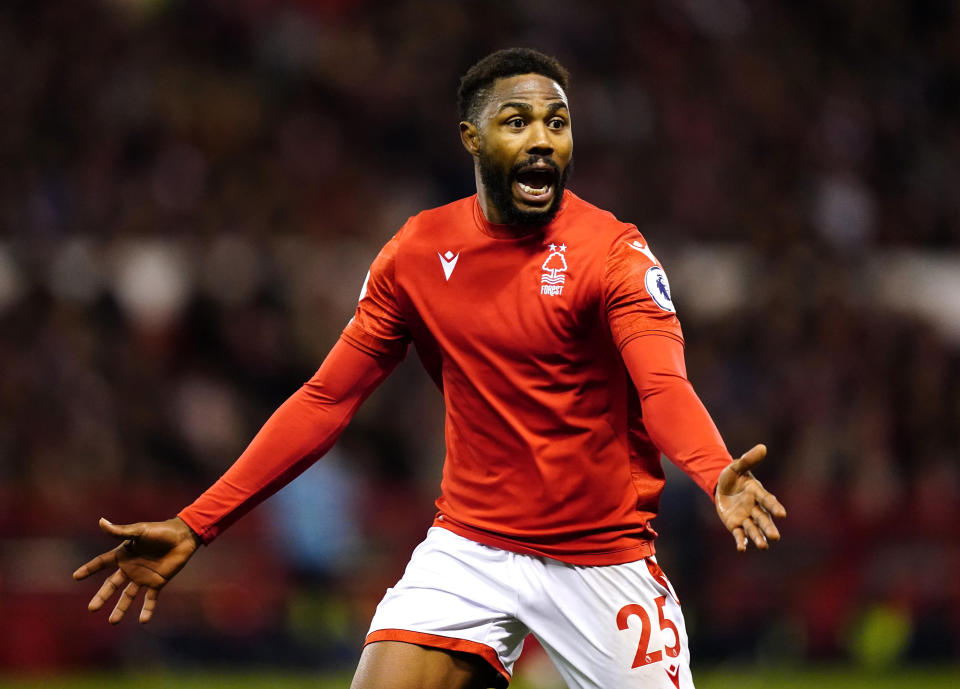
[179,191,731,565]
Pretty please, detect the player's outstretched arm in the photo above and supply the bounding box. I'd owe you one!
[715,444,787,552]
[74,338,400,625]
[73,516,200,624]
[620,336,786,552]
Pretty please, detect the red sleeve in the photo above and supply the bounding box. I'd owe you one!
[603,228,684,350]
[621,334,732,499]
[178,337,401,543]
[341,229,410,358]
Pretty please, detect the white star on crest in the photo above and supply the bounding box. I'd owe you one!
[559,243,567,252]
[548,243,557,251]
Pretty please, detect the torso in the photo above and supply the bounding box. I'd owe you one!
[385,191,667,565]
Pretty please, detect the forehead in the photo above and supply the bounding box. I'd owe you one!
[481,73,568,115]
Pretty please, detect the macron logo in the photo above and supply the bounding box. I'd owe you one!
[438,250,460,281]
[627,239,658,265]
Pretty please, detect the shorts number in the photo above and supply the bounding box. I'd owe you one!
[616,596,680,669]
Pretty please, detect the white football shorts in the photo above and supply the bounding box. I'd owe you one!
[365,526,693,689]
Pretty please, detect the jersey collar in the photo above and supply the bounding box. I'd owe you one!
[472,190,570,240]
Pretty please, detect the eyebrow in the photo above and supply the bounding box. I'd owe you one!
[496,101,569,115]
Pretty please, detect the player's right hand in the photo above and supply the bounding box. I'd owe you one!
[73,516,200,624]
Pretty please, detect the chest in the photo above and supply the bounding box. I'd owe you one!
[396,236,607,360]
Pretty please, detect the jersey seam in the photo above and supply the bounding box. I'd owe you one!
[617,329,685,352]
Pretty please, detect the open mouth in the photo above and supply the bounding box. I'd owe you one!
[512,165,558,206]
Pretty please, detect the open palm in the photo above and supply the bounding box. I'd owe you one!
[715,444,787,551]
[73,517,199,624]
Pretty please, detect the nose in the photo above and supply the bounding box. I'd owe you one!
[525,121,554,156]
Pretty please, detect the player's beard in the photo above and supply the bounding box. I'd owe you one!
[478,152,572,227]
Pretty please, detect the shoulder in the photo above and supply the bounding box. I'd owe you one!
[562,190,625,226]
[558,194,672,300]
[400,195,476,239]
[368,196,474,265]
[561,190,650,254]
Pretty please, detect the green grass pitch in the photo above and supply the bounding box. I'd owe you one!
[1,667,958,689]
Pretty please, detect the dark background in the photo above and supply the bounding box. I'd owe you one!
[1,0,958,681]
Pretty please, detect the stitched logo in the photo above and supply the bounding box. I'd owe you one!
[666,664,681,689]
[644,266,675,313]
[626,239,659,264]
[438,250,460,281]
[540,243,568,296]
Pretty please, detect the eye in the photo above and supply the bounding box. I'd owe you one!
[506,117,526,129]
[548,117,567,130]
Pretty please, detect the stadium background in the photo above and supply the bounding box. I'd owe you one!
[1,0,958,686]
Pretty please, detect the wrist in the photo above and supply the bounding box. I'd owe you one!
[173,517,203,547]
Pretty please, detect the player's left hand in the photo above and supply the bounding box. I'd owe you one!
[715,444,786,552]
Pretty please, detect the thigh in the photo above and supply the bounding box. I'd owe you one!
[350,640,496,689]
[523,556,694,689]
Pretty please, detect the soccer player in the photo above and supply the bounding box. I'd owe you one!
[75,48,786,689]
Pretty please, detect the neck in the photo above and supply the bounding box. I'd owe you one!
[474,165,503,224]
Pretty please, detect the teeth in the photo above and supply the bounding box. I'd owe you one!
[518,181,550,196]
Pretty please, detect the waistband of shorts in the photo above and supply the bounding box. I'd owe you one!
[432,514,656,565]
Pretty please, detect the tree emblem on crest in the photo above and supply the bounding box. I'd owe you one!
[541,243,568,285]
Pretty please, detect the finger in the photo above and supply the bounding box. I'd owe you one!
[140,588,160,624]
[742,517,768,550]
[109,581,141,625]
[73,548,119,580]
[757,489,787,518]
[751,505,781,542]
[732,526,747,552]
[99,517,147,541]
[731,444,767,475]
[88,569,127,612]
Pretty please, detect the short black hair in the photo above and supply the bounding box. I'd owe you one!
[457,48,570,123]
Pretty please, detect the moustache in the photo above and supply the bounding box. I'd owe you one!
[510,156,561,181]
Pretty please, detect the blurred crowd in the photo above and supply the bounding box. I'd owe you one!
[1,0,958,678]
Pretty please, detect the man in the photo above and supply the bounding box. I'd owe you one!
[75,48,785,689]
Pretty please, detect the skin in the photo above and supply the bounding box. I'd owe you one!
[460,73,573,228]
[72,517,199,625]
[714,444,786,552]
[74,72,787,689]
[350,642,497,689]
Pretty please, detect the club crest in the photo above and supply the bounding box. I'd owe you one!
[540,242,568,296]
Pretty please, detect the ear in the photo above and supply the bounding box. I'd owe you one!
[460,121,479,156]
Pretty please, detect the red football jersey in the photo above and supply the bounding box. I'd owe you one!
[341,190,722,565]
